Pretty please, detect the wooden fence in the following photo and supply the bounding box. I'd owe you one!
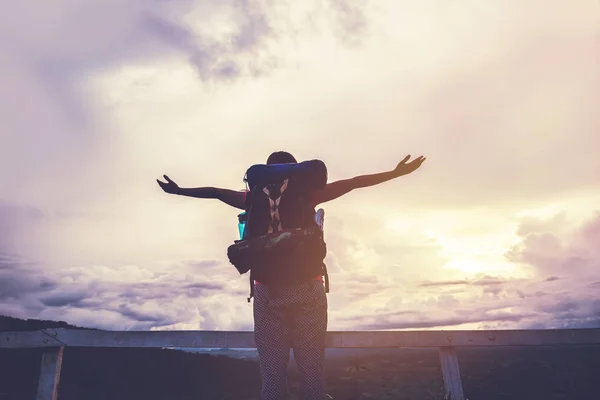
[2,328,600,400]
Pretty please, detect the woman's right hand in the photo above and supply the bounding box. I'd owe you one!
[157,175,180,194]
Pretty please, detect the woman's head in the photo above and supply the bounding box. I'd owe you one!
[266,151,297,165]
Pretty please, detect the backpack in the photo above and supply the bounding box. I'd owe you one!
[227,159,330,301]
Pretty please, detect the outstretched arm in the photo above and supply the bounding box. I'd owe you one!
[157,175,246,209]
[315,155,425,205]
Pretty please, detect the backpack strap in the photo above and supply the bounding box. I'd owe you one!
[248,179,289,302]
[247,270,255,303]
[262,179,289,233]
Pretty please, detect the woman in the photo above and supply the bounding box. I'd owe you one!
[157,151,425,400]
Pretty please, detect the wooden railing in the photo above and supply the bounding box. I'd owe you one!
[3,328,600,400]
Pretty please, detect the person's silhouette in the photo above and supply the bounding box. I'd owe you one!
[157,151,425,400]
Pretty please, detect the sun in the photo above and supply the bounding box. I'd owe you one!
[443,257,487,274]
[430,231,525,276]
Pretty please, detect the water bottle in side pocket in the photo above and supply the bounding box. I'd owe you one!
[237,212,247,240]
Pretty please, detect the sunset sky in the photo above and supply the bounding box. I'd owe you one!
[1,0,599,332]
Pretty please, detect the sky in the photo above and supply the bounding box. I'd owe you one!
[1,0,599,332]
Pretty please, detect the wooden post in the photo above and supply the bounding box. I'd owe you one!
[439,346,465,400]
[36,346,64,400]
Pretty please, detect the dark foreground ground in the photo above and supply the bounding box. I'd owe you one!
[1,316,599,400]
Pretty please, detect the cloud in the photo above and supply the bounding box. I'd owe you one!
[117,303,181,325]
[523,296,600,330]
[4,209,600,331]
[140,1,276,82]
[326,0,369,45]
[0,0,374,209]
[1,1,269,207]
[0,203,46,255]
[1,1,276,83]
[506,211,600,279]
[189,260,221,269]
[0,253,57,319]
[419,276,507,288]
[40,291,89,308]
[327,210,600,331]
[0,254,252,330]
[0,257,55,301]
[500,211,600,328]
[358,31,600,210]
[419,280,468,287]
[356,311,532,331]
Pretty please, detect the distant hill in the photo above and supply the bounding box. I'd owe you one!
[0,315,92,332]
[2,315,600,399]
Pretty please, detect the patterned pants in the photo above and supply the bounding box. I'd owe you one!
[253,280,328,400]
